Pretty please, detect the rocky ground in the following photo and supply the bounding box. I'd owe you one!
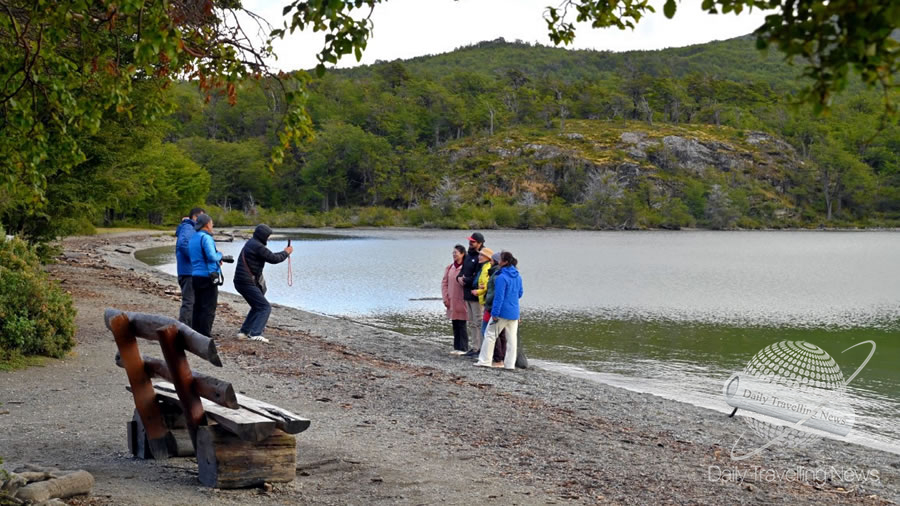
[1,231,899,505]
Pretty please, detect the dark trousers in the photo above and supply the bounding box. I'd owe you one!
[451,319,468,352]
[235,281,271,337]
[191,276,218,338]
[177,275,194,326]
[493,329,507,363]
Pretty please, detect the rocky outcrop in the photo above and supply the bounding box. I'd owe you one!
[440,124,802,211]
[618,131,757,174]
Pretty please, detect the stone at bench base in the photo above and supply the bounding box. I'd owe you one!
[197,424,296,488]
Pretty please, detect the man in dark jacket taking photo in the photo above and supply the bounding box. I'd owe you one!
[234,224,293,343]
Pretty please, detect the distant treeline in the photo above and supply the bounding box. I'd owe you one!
[9,36,898,238]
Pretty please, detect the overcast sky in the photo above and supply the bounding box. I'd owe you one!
[239,0,770,71]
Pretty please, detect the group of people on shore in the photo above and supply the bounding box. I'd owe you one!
[173,213,522,366]
[442,232,524,370]
[174,208,293,343]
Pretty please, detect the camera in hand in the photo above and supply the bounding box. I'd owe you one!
[221,255,234,263]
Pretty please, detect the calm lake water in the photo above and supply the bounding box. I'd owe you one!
[137,229,900,454]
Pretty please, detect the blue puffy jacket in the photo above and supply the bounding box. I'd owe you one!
[175,218,196,276]
[189,230,223,277]
[491,265,523,320]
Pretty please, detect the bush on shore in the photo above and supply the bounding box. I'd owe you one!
[0,234,76,365]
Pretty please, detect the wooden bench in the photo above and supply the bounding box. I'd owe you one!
[105,309,310,488]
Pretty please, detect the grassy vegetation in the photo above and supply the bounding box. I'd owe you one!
[0,354,49,372]
[0,235,76,368]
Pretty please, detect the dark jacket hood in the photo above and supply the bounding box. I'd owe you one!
[253,224,273,245]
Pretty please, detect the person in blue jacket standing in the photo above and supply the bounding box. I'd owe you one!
[175,207,204,326]
[484,251,523,370]
[189,214,233,337]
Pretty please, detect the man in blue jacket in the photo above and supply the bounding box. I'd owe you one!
[487,251,523,370]
[175,207,204,326]
[189,214,233,337]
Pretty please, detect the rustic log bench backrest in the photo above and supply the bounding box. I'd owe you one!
[105,308,224,458]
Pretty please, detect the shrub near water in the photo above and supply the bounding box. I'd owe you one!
[0,236,76,362]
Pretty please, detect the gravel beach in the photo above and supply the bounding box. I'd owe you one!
[1,230,898,505]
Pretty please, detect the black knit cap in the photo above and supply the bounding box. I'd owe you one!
[468,232,485,244]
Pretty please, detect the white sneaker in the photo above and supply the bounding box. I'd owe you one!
[236,332,248,339]
[249,335,270,343]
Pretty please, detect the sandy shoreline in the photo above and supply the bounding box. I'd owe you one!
[1,231,898,505]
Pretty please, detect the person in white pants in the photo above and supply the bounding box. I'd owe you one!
[475,251,523,370]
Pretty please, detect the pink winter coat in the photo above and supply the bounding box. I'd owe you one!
[442,262,468,321]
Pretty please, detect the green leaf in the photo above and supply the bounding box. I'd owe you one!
[663,0,676,19]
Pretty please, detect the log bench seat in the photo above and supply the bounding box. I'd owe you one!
[107,308,311,488]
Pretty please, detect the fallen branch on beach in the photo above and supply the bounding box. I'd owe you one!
[1,465,93,504]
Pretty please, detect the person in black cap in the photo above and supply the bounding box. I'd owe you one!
[233,224,293,343]
[175,206,204,326]
[457,231,485,357]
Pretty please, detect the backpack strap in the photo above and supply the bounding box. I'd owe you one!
[199,231,223,285]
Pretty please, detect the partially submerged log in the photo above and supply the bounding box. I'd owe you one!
[197,425,296,489]
[13,471,94,503]
[115,353,238,408]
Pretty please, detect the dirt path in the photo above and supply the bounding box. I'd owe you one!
[1,231,899,505]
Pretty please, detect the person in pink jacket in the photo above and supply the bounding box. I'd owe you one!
[442,244,469,355]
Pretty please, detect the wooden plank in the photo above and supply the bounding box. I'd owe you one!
[104,308,222,366]
[154,382,276,442]
[131,410,155,459]
[234,393,311,435]
[115,353,238,408]
[197,425,296,488]
[127,420,138,457]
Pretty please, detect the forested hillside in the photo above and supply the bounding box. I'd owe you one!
[10,36,898,236]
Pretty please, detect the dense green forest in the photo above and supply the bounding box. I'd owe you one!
[6,35,899,237]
